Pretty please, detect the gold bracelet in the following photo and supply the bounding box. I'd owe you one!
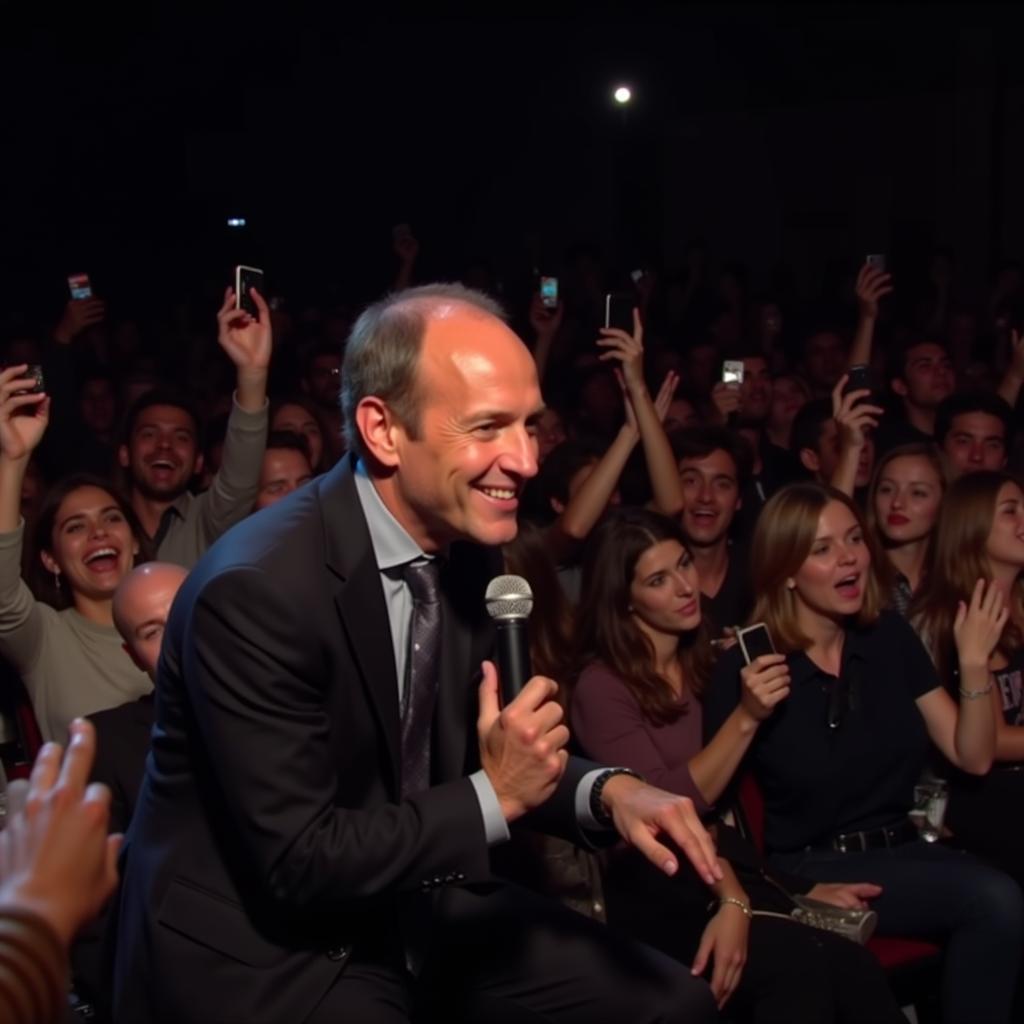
[716,896,752,919]
[958,682,994,700]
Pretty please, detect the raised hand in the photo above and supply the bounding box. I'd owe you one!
[710,380,741,422]
[739,653,791,722]
[54,298,106,345]
[216,286,273,372]
[478,663,569,822]
[0,720,120,948]
[953,578,1009,670]
[831,375,884,449]
[652,370,681,423]
[855,263,893,322]
[0,366,49,461]
[528,292,564,340]
[596,308,644,393]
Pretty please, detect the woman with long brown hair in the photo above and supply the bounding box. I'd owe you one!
[864,443,948,615]
[704,481,1022,1024]
[570,507,904,1023]
[913,470,1024,885]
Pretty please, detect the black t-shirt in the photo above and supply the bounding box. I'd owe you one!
[702,542,753,639]
[704,611,939,853]
[993,650,1024,727]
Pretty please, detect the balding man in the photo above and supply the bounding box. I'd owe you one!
[111,285,718,1024]
[112,562,189,677]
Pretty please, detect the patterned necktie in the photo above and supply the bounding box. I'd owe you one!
[400,559,441,798]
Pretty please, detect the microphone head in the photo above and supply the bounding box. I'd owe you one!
[485,574,534,621]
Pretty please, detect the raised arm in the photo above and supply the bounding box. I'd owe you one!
[996,329,1024,409]
[916,579,1004,774]
[598,309,684,516]
[848,263,892,369]
[828,374,882,497]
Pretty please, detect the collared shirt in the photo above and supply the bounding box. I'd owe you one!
[154,394,268,569]
[704,610,940,853]
[353,463,510,843]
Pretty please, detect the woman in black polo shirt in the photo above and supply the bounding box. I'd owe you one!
[704,481,1023,1024]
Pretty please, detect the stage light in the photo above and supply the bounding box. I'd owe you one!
[227,217,247,228]
[613,86,632,105]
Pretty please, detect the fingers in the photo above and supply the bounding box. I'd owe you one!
[28,742,62,796]
[248,286,270,317]
[477,660,500,732]
[505,674,560,714]
[5,779,28,818]
[661,803,722,884]
[218,288,235,317]
[57,720,97,795]
[105,833,124,891]
[631,306,644,343]
[690,929,713,978]
[953,599,966,633]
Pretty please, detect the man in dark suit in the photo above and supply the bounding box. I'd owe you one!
[109,284,721,1023]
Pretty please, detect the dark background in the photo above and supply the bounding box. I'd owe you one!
[3,3,1023,321]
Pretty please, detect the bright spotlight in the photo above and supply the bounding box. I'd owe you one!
[613,86,632,105]
[227,217,247,229]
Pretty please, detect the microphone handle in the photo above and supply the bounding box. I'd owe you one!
[495,618,531,706]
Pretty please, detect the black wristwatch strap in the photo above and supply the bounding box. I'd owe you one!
[590,768,644,827]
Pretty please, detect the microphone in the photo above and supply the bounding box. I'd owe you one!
[485,575,534,706]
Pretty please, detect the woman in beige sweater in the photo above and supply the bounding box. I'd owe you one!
[0,366,152,741]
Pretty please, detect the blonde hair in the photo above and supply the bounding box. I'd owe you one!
[749,482,886,652]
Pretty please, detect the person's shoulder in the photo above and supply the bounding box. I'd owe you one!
[576,660,623,691]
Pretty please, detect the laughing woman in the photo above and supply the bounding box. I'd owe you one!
[704,481,1023,1024]
[0,366,152,740]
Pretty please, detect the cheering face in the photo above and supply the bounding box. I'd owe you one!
[120,404,201,501]
[942,412,1008,478]
[791,500,871,622]
[629,539,702,637]
[985,482,1024,574]
[873,455,943,546]
[41,485,139,601]
[388,306,543,551]
[678,449,740,548]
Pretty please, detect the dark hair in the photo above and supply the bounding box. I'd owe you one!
[266,430,311,462]
[670,425,752,489]
[30,473,153,609]
[534,438,604,514]
[502,521,574,695]
[121,388,203,449]
[885,337,949,389]
[789,398,834,457]
[934,392,1014,449]
[341,283,505,461]
[269,394,330,472]
[576,508,715,725]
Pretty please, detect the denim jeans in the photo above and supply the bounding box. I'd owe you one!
[771,838,1023,1024]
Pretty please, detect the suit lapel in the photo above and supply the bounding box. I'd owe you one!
[321,460,401,792]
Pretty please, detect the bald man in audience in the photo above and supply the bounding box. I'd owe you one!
[89,562,188,832]
[74,563,188,1012]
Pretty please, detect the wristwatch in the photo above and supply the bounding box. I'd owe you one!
[590,768,644,827]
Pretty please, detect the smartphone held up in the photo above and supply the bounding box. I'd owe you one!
[234,266,264,318]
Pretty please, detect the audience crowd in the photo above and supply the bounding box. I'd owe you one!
[1,227,1023,1022]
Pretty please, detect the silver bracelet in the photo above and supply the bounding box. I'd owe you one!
[958,682,994,700]
[714,896,752,919]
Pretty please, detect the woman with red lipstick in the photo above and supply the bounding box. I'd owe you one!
[0,367,152,741]
[570,507,905,1023]
[913,470,1024,888]
[865,444,948,615]
[704,481,1022,1024]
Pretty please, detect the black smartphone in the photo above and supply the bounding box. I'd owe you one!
[865,254,886,272]
[604,292,634,333]
[843,364,873,402]
[235,265,264,318]
[737,622,776,665]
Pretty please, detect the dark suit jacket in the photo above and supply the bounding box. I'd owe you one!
[109,458,600,1024]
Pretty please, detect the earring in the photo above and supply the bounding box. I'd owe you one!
[785,578,796,590]
[52,569,62,593]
